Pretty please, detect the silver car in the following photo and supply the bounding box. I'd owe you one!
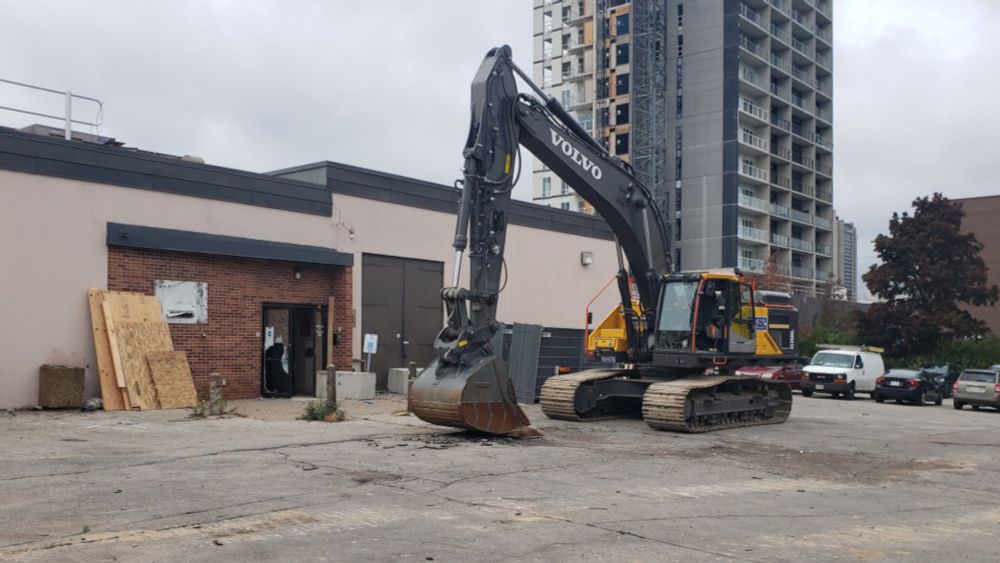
[953,369,1000,411]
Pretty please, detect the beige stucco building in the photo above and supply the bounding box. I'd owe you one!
[0,126,618,408]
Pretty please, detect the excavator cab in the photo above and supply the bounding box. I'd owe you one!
[655,273,757,356]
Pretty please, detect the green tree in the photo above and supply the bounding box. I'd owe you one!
[857,193,998,358]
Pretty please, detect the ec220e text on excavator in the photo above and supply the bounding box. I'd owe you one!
[409,46,795,436]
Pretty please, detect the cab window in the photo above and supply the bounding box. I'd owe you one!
[854,356,864,369]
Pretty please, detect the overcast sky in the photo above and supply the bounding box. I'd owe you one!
[2,0,997,299]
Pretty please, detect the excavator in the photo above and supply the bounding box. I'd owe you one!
[409,46,794,435]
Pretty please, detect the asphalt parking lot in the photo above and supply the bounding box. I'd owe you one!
[2,393,999,562]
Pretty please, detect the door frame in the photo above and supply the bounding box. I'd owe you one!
[260,303,328,398]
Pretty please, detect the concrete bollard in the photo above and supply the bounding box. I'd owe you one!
[407,361,417,413]
[208,373,225,416]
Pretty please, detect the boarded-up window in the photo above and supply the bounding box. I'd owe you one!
[154,280,207,324]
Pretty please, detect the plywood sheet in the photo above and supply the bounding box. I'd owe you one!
[146,351,196,409]
[103,292,164,324]
[88,289,126,411]
[115,320,173,409]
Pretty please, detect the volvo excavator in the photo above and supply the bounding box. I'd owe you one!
[409,46,794,435]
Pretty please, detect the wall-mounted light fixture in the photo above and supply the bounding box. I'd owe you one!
[580,251,594,266]
[294,268,303,280]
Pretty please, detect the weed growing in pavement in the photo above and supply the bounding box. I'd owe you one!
[299,399,347,422]
[190,395,241,418]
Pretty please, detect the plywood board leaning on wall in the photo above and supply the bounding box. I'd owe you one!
[146,351,197,409]
[114,320,174,410]
[87,289,127,411]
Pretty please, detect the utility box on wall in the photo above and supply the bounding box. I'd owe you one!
[154,280,207,324]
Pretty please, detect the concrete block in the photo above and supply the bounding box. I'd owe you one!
[387,368,410,396]
[334,371,376,400]
[316,370,329,400]
[38,365,85,408]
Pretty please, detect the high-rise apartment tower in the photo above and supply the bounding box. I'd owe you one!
[532,0,835,295]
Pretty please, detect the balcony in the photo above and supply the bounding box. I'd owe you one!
[770,82,789,102]
[770,113,791,131]
[792,266,815,279]
[771,232,790,247]
[739,130,769,152]
[816,106,832,123]
[770,202,791,218]
[563,67,591,83]
[816,189,832,203]
[816,164,833,177]
[791,10,808,29]
[790,209,814,226]
[770,53,790,74]
[792,66,813,87]
[791,37,812,58]
[817,79,833,97]
[739,35,766,61]
[739,97,770,123]
[740,65,766,91]
[792,181,815,197]
[564,39,589,54]
[739,3,765,29]
[771,145,791,161]
[739,193,771,213]
[739,256,765,273]
[791,123,815,142]
[816,0,832,18]
[816,50,832,70]
[815,216,833,230]
[815,133,832,150]
[815,26,832,45]
[770,23,789,45]
[740,162,769,183]
[792,154,816,170]
[816,268,833,281]
[791,92,808,111]
[790,237,813,252]
[768,0,789,16]
[816,243,832,256]
[772,175,792,190]
[739,224,770,244]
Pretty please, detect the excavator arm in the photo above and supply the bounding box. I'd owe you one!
[410,46,671,434]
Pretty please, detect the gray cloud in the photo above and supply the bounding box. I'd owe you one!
[2,0,996,299]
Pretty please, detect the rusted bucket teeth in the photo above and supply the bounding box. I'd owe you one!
[410,354,540,436]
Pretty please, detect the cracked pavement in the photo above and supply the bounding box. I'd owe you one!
[1,395,999,562]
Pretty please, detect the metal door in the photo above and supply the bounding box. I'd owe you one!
[362,254,443,388]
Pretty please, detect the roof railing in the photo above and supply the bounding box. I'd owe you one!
[0,77,103,140]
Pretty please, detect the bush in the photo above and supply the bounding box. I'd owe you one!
[300,399,346,422]
[895,335,1000,374]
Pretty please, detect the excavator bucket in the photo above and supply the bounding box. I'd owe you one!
[410,354,540,436]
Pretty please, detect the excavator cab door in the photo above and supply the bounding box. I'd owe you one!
[727,281,756,354]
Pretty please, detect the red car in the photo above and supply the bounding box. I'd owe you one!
[736,365,807,390]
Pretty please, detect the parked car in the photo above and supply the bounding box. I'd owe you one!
[921,363,957,398]
[873,369,943,406]
[801,347,886,400]
[953,369,1000,411]
[735,365,807,390]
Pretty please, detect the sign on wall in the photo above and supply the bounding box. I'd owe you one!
[154,280,208,324]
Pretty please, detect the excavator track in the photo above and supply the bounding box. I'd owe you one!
[642,376,792,433]
[539,368,626,421]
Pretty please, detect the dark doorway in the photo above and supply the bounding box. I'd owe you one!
[262,304,327,397]
[362,254,443,388]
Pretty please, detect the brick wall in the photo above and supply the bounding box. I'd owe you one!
[108,247,353,400]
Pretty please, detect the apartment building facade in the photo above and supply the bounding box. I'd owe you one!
[532,0,836,295]
[833,216,857,300]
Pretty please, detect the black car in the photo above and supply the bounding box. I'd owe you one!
[921,363,956,397]
[873,369,944,405]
